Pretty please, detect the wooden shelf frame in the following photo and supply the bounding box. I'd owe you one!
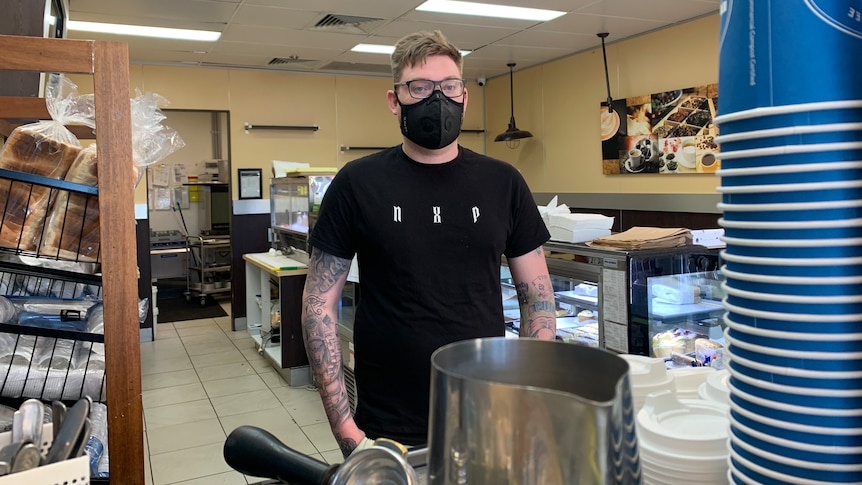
[0,34,144,484]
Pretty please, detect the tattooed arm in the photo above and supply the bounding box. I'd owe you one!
[301,248,364,457]
[508,246,556,340]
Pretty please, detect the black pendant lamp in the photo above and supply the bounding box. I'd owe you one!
[494,62,533,144]
[598,32,614,113]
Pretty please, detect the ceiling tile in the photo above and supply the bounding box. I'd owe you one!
[70,0,238,24]
[229,6,323,29]
[373,19,521,50]
[575,0,718,23]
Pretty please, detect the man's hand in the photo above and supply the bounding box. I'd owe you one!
[347,436,375,457]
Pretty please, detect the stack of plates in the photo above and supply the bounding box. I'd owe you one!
[718,2,862,482]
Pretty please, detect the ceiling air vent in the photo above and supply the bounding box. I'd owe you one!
[311,14,384,34]
[268,56,316,66]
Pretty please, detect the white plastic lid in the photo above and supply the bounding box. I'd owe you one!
[637,390,730,458]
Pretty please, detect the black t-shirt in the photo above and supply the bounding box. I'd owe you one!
[309,145,550,445]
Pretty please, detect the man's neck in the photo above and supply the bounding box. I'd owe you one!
[401,140,459,164]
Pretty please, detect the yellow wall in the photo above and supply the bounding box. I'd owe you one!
[69,13,718,205]
[485,14,720,196]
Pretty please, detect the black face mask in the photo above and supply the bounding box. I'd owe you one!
[398,91,464,150]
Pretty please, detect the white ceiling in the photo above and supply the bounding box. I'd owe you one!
[67,0,720,80]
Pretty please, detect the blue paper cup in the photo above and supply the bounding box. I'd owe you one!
[730,413,862,465]
[719,0,862,114]
[720,217,862,240]
[719,180,862,204]
[723,267,862,297]
[724,299,862,334]
[730,402,862,449]
[719,167,862,188]
[717,142,862,170]
[728,340,862,374]
[731,440,862,483]
[717,122,862,152]
[722,236,862,259]
[724,285,862,314]
[725,313,862,352]
[718,197,862,221]
[721,251,862,278]
[716,101,862,136]
[728,356,862,392]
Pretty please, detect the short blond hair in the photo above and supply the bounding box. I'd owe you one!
[390,30,463,82]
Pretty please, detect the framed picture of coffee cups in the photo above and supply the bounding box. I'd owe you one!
[601,84,719,175]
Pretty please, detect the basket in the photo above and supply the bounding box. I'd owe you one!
[0,423,89,484]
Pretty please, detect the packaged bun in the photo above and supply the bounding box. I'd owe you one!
[40,145,100,261]
[0,75,94,253]
[0,125,81,251]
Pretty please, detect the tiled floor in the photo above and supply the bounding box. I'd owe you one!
[141,300,341,485]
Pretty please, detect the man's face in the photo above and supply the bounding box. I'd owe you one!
[387,55,467,113]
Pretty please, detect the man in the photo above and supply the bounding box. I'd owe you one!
[301,30,556,457]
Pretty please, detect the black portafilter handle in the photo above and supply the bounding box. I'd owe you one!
[224,425,338,485]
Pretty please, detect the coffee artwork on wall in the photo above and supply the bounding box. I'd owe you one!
[601,84,719,175]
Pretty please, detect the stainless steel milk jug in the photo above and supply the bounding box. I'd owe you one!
[427,337,641,485]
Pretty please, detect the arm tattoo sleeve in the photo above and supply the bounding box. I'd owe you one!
[517,274,557,340]
[302,251,354,451]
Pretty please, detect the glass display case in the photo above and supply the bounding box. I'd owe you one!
[648,270,726,367]
[270,170,336,252]
[540,241,722,356]
[501,262,601,348]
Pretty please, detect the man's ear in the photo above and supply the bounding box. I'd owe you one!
[387,90,399,115]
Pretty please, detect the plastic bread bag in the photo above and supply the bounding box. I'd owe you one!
[0,75,96,252]
[130,91,185,186]
[39,144,102,262]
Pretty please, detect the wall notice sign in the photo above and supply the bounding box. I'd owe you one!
[239,168,262,199]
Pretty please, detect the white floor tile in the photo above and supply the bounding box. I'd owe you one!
[142,369,200,391]
[320,448,345,465]
[147,418,227,455]
[219,407,317,456]
[141,355,193,376]
[195,362,257,382]
[211,389,281,417]
[141,301,334,485]
[173,318,217,329]
[203,374,267,399]
[301,421,339,453]
[144,399,217,430]
[177,325,225,338]
[284,396,328,426]
[190,347,247,368]
[171,471,247,485]
[150,442,233,485]
[143,382,208,408]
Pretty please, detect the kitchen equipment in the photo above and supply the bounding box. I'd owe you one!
[17,399,43,448]
[51,401,66,440]
[224,425,419,485]
[427,337,641,485]
[45,398,89,464]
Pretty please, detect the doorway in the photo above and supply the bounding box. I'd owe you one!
[146,110,232,314]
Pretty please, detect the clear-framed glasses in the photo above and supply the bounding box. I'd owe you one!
[394,79,466,100]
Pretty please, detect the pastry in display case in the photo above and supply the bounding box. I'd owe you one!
[501,265,601,347]
[648,270,725,367]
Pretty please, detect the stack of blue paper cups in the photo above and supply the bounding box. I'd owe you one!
[716,1,862,482]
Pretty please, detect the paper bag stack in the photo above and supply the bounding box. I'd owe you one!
[588,227,692,250]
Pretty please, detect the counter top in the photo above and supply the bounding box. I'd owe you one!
[244,252,308,277]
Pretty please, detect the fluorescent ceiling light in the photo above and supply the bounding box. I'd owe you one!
[68,20,221,41]
[351,43,472,56]
[416,0,566,22]
[352,43,396,55]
